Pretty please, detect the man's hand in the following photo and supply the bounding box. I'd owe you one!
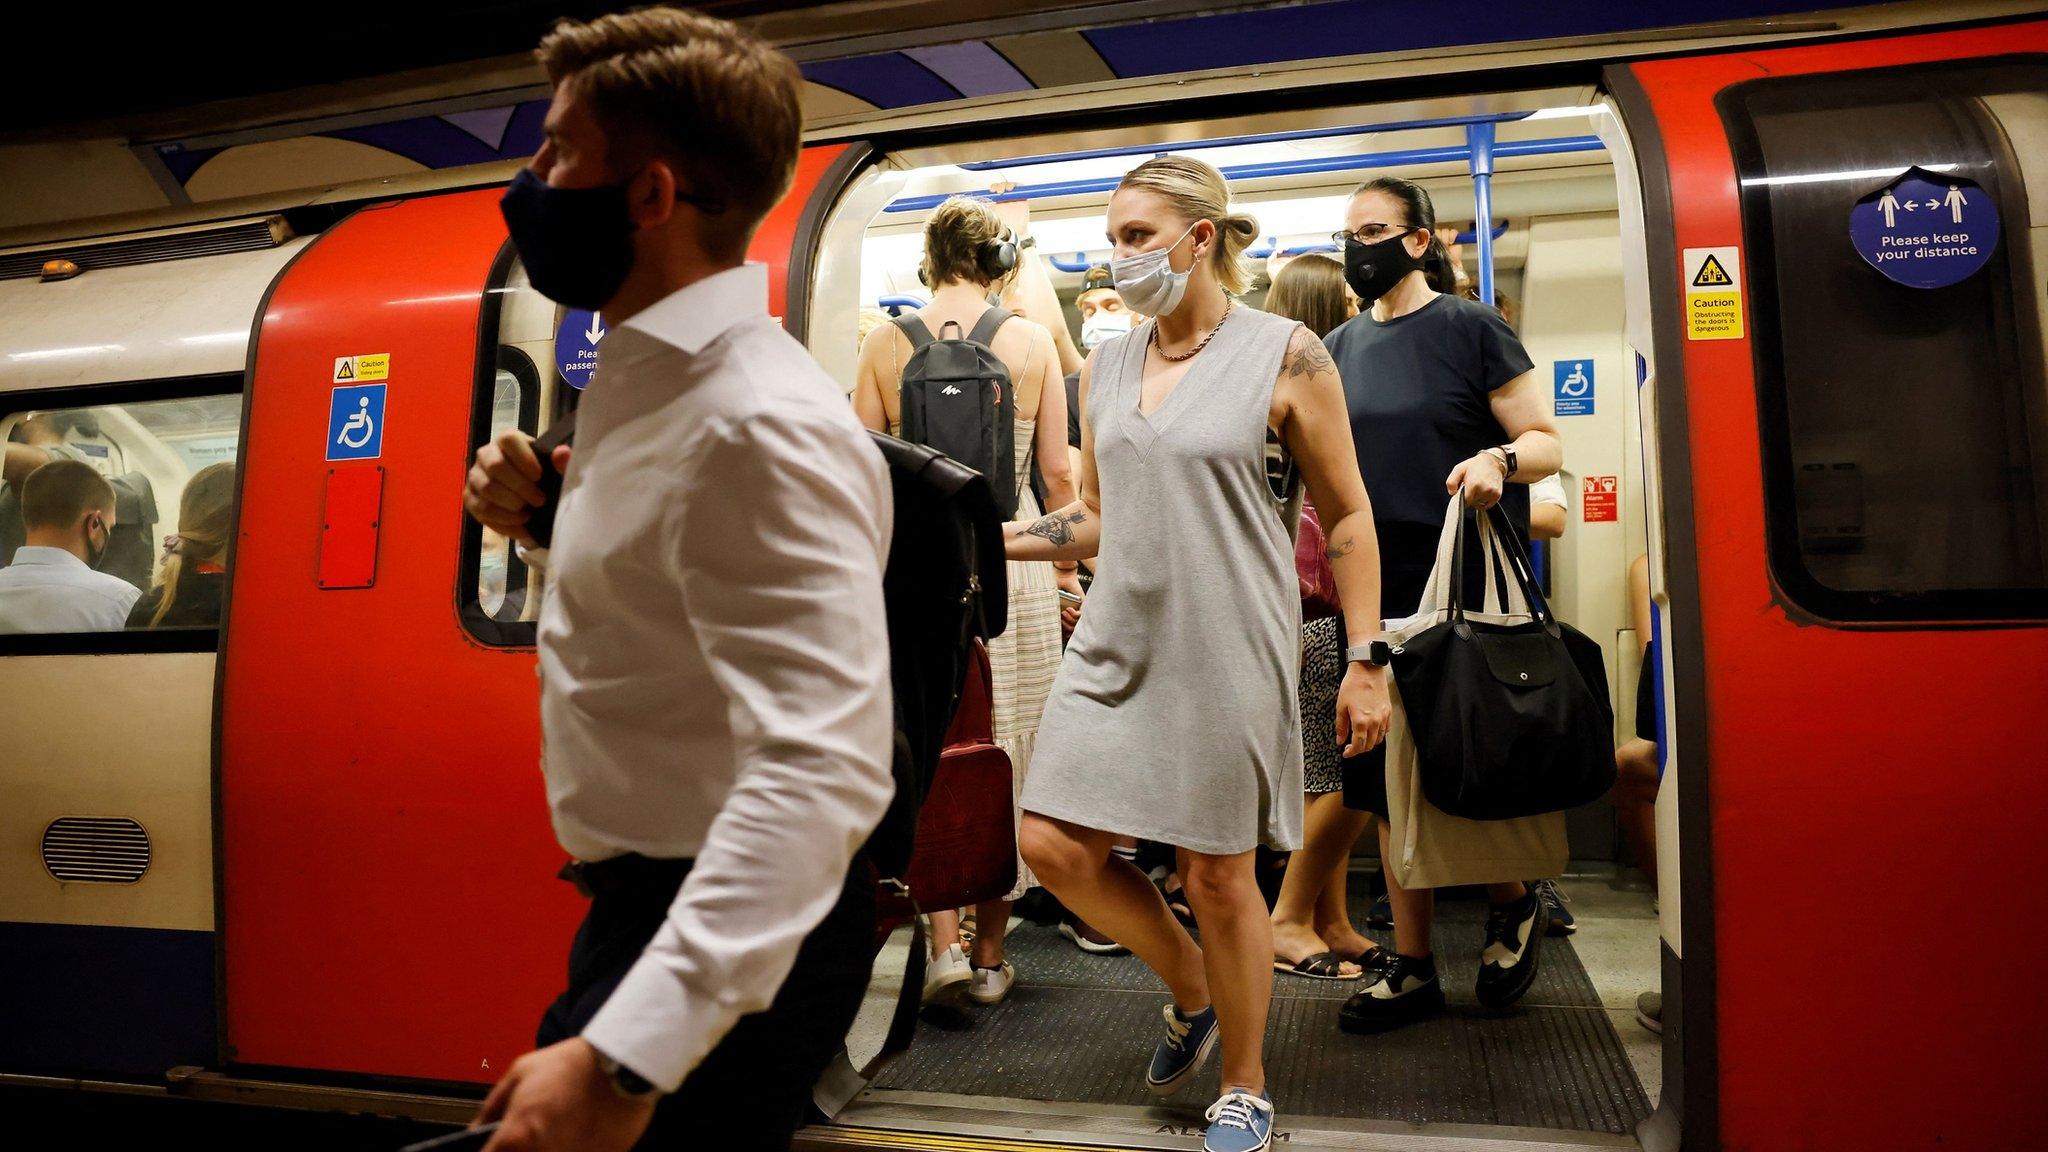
[1446,450,1506,510]
[476,1038,657,1152]
[465,430,571,547]
[1335,663,1392,757]
[1056,568,1084,635]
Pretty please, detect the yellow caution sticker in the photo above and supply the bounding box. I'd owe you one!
[333,354,391,383]
[1683,247,1743,340]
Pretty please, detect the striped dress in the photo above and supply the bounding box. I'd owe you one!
[990,416,1063,899]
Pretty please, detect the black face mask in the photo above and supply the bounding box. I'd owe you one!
[84,515,109,571]
[1343,230,1422,306]
[500,168,638,310]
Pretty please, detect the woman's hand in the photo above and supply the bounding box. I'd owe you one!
[1055,568,1084,635]
[1446,450,1506,509]
[1335,663,1392,756]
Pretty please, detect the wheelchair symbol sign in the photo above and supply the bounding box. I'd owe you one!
[327,384,386,461]
[1553,360,1594,416]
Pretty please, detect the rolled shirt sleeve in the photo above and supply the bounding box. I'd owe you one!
[579,413,895,1092]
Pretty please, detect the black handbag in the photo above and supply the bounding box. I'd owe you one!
[1389,503,1616,820]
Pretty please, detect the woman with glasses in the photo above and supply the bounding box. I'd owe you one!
[1320,176,1565,1035]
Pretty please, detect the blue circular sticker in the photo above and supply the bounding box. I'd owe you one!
[554,308,607,390]
[1849,168,1999,290]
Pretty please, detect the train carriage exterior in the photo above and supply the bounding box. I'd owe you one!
[3,4,2046,1150]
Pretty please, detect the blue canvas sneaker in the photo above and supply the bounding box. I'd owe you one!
[1203,1087,1275,1152]
[1532,878,1576,936]
[1145,1002,1219,1096]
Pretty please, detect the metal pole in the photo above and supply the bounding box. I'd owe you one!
[1467,121,1497,306]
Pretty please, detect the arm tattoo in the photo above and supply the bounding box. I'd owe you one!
[1283,331,1336,379]
[1325,536,1356,561]
[1023,510,1088,547]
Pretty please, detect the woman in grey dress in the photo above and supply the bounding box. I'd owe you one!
[1005,155,1393,1152]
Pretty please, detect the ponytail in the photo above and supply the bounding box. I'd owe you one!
[1419,232,1458,295]
[1213,212,1260,296]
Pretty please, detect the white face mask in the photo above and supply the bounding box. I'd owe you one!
[1110,222,1199,318]
[1080,310,1132,348]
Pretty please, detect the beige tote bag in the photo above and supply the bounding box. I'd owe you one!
[1381,496,1569,890]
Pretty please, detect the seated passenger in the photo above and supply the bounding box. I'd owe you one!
[128,463,234,629]
[2,409,102,567]
[0,459,138,633]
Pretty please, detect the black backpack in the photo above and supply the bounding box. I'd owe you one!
[859,431,1008,882]
[894,309,1020,519]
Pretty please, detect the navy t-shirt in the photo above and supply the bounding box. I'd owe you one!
[1324,293,1535,534]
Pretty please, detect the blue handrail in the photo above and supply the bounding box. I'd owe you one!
[883,135,1604,214]
[956,111,1536,172]
[1455,222,1509,245]
[876,294,926,316]
[1468,123,1498,306]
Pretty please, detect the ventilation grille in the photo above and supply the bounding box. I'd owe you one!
[42,817,152,884]
[1,217,289,281]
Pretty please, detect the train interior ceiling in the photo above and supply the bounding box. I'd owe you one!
[814,85,1667,1146]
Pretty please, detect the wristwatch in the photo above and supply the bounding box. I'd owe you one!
[1488,445,1518,479]
[1345,640,1394,668]
[595,1050,661,1100]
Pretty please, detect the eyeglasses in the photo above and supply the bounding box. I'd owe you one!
[1332,224,1419,246]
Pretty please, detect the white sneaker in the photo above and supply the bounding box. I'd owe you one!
[968,961,1015,1004]
[923,943,971,1006]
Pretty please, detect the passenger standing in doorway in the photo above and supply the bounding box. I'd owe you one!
[1261,253,1379,982]
[462,11,894,1152]
[853,195,1077,1008]
[1009,155,1392,1152]
[1322,176,1564,1035]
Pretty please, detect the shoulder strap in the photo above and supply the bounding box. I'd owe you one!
[967,307,1013,349]
[892,314,936,351]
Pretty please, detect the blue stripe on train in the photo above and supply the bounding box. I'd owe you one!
[0,921,215,1078]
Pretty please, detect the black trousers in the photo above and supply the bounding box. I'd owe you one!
[536,857,876,1151]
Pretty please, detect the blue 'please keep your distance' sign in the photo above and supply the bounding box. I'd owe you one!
[1849,168,1999,290]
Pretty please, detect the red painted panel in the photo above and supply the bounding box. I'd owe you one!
[317,466,384,590]
[222,147,854,1084]
[752,144,847,325]
[1629,23,2048,1150]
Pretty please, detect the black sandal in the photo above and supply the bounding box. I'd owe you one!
[1273,951,1364,980]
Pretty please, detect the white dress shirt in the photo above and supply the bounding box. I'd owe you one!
[0,546,141,633]
[534,262,895,1093]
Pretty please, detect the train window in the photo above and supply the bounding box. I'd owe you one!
[458,247,567,646]
[0,384,243,641]
[1722,59,2048,622]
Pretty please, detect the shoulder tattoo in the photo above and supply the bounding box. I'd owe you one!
[1283,329,1336,379]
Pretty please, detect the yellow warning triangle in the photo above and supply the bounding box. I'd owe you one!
[336,358,355,380]
[1692,254,1732,287]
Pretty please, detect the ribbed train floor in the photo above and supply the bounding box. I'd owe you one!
[873,893,1652,1135]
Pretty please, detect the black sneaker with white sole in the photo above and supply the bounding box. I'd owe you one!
[1474,889,1548,1010]
[1337,953,1446,1034]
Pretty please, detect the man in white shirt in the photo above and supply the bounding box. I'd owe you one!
[463,11,893,1152]
[0,459,138,633]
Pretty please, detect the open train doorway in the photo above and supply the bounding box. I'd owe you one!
[801,84,1672,1151]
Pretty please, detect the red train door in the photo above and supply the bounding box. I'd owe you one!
[219,146,853,1084]
[1612,23,2048,1151]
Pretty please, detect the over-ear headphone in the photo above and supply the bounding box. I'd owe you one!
[977,228,1019,280]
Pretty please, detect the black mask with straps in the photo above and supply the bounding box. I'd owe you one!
[1342,228,1423,306]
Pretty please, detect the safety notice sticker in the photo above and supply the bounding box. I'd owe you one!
[1682,247,1743,341]
[1583,475,1619,523]
[333,353,391,383]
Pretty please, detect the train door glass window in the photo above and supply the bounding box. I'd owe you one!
[0,386,243,639]
[460,249,568,646]
[1721,60,2048,621]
